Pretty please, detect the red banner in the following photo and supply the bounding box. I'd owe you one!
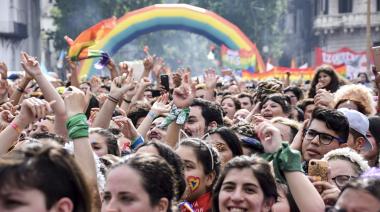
[315,47,368,79]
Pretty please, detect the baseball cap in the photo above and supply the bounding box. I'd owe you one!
[337,108,372,152]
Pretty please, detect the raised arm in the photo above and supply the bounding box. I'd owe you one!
[21,52,67,136]
[92,72,136,128]
[0,97,53,155]
[63,86,97,187]
[66,56,80,88]
[204,69,218,101]
[137,94,170,140]
[106,58,119,80]
[165,72,195,148]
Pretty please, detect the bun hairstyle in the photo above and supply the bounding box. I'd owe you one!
[254,79,283,103]
[260,93,292,114]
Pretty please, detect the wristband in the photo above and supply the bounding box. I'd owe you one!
[108,95,119,104]
[261,142,303,184]
[10,122,22,134]
[147,111,157,120]
[66,113,89,140]
[158,105,190,128]
[131,135,144,150]
[123,98,132,104]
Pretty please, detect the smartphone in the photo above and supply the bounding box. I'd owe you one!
[308,159,328,182]
[160,74,170,92]
[373,46,380,71]
[151,89,161,98]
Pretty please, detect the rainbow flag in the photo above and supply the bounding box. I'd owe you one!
[221,45,257,80]
[65,17,116,61]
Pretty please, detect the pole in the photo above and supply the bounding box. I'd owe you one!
[366,0,372,73]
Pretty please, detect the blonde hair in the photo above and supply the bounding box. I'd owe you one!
[334,84,375,115]
[322,147,370,175]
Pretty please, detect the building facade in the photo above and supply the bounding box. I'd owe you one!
[0,0,41,73]
[313,0,380,53]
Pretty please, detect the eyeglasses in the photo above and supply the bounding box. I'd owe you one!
[304,129,345,145]
[332,175,357,189]
[325,206,346,212]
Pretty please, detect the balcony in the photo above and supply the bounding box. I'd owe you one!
[0,21,28,39]
[313,12,380,31]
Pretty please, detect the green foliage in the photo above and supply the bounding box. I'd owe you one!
[179,0,288,59]
[50,0,161,49]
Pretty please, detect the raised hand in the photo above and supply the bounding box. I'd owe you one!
[112,116,139,140]
[20,52,42,78]
[173,72,195,108]
[0,62,8,80]
[151,94,171,115]
[63,86,86,118]
[314,89,334,108]
[373,66,380,89]
[143,55,154,72]
[256,121,282,153]
[110,71,136,100]
[204,68,219,90]
[15,97,54,128]
[119,61,132,75]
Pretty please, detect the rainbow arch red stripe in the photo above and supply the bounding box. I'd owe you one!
[80,4,264,78]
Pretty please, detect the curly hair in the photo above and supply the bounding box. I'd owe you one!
[334,84,375,116]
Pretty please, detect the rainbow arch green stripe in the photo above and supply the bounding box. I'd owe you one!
[80,4,264,78]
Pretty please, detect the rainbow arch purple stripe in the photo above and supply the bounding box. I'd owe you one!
[80,4,264,78]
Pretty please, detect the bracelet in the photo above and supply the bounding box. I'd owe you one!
[147,111,157,120]
[16,87,25,93]
[123,98,131,104]
[131,135,144,150]
[108,95,119,104]
[10,122,22,134]
[65,113,89,140]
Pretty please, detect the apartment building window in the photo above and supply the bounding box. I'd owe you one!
[377,0,380,11]
[315,0,329,15]
[339,0,353,13]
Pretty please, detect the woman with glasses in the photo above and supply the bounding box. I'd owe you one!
[312,148,370,207]
[327,168,380,212]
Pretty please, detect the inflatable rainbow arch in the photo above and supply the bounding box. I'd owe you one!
[79,4,264,78]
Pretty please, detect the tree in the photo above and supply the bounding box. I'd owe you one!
[179,0,288,60]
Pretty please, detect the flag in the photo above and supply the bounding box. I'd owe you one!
[65,16,116,61]
[220,45,257,80]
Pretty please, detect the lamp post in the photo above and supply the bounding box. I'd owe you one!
[366,0,372,73]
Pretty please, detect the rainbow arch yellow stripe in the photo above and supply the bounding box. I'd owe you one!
[80,4,264,78]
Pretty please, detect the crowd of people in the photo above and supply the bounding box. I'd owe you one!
[0,51,379,212]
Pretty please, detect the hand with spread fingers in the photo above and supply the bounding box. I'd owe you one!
[20,52,42,78]
[14,97,54,128]
[172,72,195,109]
[113,116,140,141]
[143,55,154,72]
[110,71,136,100]
[151,94,171,116]
[0,62,8,80]
[63,86,87,118]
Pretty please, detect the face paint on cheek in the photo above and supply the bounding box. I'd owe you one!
[187,176,200,193]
